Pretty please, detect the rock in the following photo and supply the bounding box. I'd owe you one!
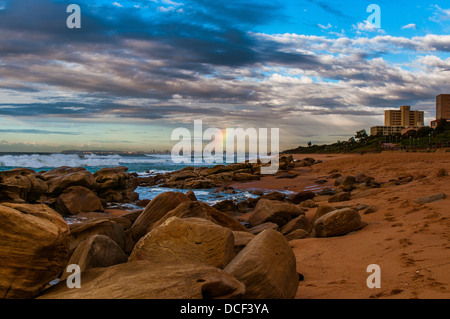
[185,190,198,201]
[0,168,47,203]
[150,200,249,232]
[334,175,356,191]
[314,208,365,237]
[299,199,318,208]
[236,197,259,213]
[233,231,255,255]
[41,167,97,196]
[93,166,129,189]
[356,204,369,211]
[397,173,413,182]
[328,192,351,203]
[414,193,447,204]
[224,229,299,299]
[129,191,191,242]
[60,235,128,282]
[328,173,342,179]
[129,217,235,269]
[261,191,286,201]
[212,199,235,213]
[284,229,312,241]
[248,199,305,227]
[280,215,313,234]
[69,219,126,253]
[0,203,70,298]
[363,206,377,214]
[135,199,151,207]
[55,186,103,216]
[437,168,448,177]
[233,172,260,182]
[288,191,315,204]
[93,166,139,203]
[39,260,245,299]
[313,205,337,221]
[248,222,279,235]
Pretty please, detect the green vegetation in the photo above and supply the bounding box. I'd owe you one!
[283,122,450,154]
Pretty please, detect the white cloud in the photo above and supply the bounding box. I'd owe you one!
[401,23,417,30]
[318,23,332,30]
[429,5,450,23]
[112,2,123,7]
[353,20,386,34]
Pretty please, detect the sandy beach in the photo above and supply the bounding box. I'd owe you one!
[232,152,450,299]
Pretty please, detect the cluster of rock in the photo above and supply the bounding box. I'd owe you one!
[1,191,302,299]
[138,155,319,189]
[0,166,139,216]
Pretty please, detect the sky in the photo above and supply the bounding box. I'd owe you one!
[0,0,450,152]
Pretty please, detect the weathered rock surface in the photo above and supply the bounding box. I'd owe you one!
[150,200,249,233]
[129,191,191,242]
[224,229,299,299]
[248,222,279,235]
[233,231,255,255]
[414,193,447,204]
[56,186,103,215]
[0,203,70,299]
[69,219,126,253]
[288,191,315,204]
[314,208,366,237]
[248,199,305,227]
[39,260,245,299]
[313,205,337,221]
[280,214,313,235]
[328,192,351,203]
[129,217,235,269]
[284,229,312,241]
[60,235,128,281]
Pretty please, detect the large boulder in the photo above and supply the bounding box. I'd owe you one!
[313,205,337,221]
[69,219,126,253]
[288,191,315,204]
[94,166,140,203]
[55,186,103,215]
[39,167,97,196]
[248,199,305,227]
[0,203,70,298]
[60,235,128,282]
[314,208,366,237]
[39,260,245,299]
[334,175,356,191]
[129,191,191,242]
[150,200,249,232]
[224,229,299,299]
[129,217,235,269]
[328,192,351,203]
[280,214,313,235]
[0,168,47,203]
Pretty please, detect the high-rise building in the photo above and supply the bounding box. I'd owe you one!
[436,94,450,120]
[384,105,424,127]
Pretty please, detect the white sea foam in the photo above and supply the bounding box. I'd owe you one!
[0,153,174,169]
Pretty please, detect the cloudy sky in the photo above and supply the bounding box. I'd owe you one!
[0,0,449,152]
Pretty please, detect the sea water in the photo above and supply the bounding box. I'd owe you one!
[0,152,261,206]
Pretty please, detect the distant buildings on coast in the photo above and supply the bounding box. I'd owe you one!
[370,94,450,136]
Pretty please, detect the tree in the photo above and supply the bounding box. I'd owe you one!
[307,141,312,147]
[435,119,449,135]
[355,129,368,143]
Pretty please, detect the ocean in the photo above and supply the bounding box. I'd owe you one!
[0,152,262,207]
